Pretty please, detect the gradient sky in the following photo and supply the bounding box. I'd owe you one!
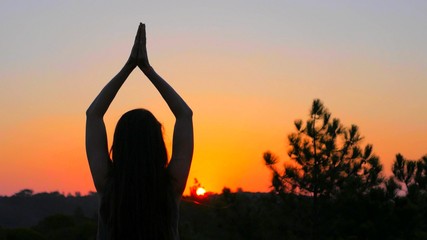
[1,1,426,196]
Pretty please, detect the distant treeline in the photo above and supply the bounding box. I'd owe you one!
[1,187,427,240]
[0,190,98,228]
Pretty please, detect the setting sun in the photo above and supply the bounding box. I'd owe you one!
[196,187,206,196]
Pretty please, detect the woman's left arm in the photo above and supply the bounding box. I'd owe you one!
[137,24,194,196]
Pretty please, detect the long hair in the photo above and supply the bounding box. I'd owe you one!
[100,109,173,240]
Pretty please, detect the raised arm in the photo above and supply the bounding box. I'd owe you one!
[85,25,141,194]
[138,24,194,196]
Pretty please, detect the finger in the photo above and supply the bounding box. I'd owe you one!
[140,23,146,45]
[139,36,144,56]
[134,24,142,43]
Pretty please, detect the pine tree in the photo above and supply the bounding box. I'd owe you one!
[264,99,383,198]
[264,99,384,239]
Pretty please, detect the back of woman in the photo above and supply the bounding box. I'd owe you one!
[98,187,180,240]
[85,23,193,240]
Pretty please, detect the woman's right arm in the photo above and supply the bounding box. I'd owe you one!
[85,24,141,193]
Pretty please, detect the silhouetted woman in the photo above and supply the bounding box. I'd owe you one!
[85,23,193,240]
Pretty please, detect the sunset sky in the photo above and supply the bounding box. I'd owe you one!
[1,1,426,196]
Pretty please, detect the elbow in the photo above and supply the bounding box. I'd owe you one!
[175,106,193,119]
[86,107,101,119]
[85,107,94,118]
[186,107,193,118]
[182,107,193,119]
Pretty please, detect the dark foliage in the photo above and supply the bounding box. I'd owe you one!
[0,191,98,228]
[1,187,427,239]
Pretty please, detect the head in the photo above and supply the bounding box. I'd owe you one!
[111,108,167,173]
[101,109,173,239]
